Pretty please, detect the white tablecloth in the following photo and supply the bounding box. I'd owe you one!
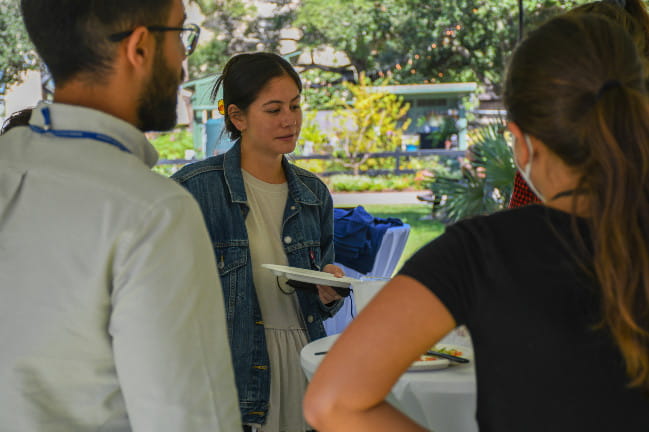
[300,333,478,431]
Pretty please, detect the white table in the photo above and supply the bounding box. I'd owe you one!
[300,334,479,432]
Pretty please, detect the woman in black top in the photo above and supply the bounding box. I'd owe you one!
[304,12,649,431]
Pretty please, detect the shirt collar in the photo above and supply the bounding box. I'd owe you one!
[30,102,159,167]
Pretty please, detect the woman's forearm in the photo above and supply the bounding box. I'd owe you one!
[304,398,426,431]
[303,276,456,431]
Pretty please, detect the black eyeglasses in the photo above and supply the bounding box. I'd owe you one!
[108,23,201,56]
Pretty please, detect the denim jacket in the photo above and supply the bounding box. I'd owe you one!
[171,141,340,425]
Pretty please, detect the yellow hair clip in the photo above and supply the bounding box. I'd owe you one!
[218,99,225,115]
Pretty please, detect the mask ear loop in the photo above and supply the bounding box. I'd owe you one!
[520,134,546,202]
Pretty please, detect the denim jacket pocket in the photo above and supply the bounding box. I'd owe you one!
[285,240,322,270]
[215,244,248,275]
[213,244,249,328]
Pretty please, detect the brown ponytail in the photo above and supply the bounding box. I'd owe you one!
[581,82,649,389]
[623,0,649,58]
[568,0,649,77]
[505,14,649,390]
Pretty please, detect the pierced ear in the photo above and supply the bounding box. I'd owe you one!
[228,105,246,132]
[124,27,153,70]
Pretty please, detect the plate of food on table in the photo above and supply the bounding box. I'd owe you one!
[409,344,472,371]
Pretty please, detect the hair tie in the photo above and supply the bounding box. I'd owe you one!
[218,99,225,115]
[596,80,622,100]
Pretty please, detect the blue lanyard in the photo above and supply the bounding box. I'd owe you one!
[28,107,132,154]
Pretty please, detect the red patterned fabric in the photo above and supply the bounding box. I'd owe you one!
[509,171,541,208]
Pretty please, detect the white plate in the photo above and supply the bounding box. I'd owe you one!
[408,344,473,371]
[409,356,450,371]
[261,264,360,288]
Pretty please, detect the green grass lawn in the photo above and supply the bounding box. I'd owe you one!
[362,204,446,275]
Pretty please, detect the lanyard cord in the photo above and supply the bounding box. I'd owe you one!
[28,107,132,155]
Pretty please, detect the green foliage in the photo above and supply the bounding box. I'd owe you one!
[150,129,198,176]
[311,74,411,175]
[301,70,348,111]
[417,115,459,148]
[295,0,589,91]
[291,156,338,174]
[190,0,249,17]
[293,111,337,172]
[325,173,425,192]
[295,0,383,73]
[296,109,448,176]
[428,123,516,222]
[188,38,229,78]
[186,0,291,81]
[470,124,517,198]
[302,85,347,111]
[296,111,330,152]
[189,0,258,78]
[430,156,463,179]
[0,0,598,91]
[0,0,38,86]
[329,174,379,192]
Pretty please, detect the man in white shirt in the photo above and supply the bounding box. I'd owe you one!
[0,0,240,430]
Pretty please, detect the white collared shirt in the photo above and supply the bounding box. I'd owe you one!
[0,103,240,431]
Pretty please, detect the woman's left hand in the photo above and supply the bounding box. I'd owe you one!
[316,264,345,305]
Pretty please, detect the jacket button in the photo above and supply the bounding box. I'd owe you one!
[290,205,296,210]
[307,315,314,323]
[284,236,292,244]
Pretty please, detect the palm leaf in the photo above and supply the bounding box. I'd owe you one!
[429,122,516,223]
[469,123,516,202]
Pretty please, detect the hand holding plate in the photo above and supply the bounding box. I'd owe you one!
[317,264,346,304]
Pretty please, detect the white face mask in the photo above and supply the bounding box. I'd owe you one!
[514,134,546,202]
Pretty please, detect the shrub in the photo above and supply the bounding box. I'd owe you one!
[325,173,426,192]
[150,128,199,176]
[428,123,516,222]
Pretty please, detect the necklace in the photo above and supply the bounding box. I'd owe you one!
[275,276,295,295]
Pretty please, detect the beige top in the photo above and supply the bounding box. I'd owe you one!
[0,102,240,431]
[242,170,310,431]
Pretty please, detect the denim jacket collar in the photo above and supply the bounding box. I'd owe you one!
[223,140,321,206]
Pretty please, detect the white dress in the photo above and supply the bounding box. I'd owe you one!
[242,170,310,432]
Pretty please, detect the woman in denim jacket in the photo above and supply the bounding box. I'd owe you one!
[172,52,344,431]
